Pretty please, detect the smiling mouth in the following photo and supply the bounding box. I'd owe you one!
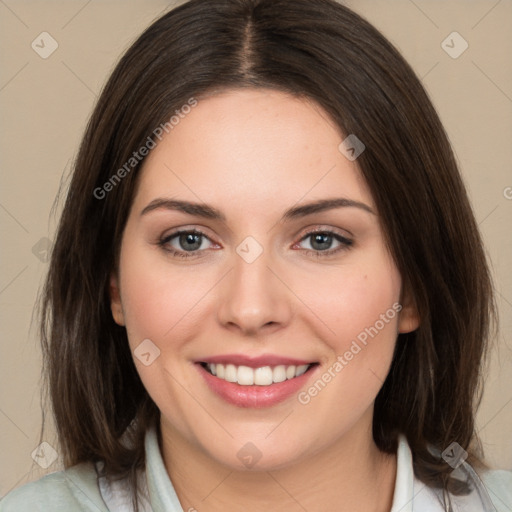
[199,362,318,386]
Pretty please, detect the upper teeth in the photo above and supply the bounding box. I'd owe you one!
[206,363,310,386]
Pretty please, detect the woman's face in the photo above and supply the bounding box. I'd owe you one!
[110,88,419,471]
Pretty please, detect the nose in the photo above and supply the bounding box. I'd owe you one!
[216,245,293,337]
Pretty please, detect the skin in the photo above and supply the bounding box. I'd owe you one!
[110,88,420,512]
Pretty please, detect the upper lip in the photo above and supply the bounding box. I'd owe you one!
[197,354,316,368]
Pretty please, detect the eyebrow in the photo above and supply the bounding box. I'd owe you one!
[140,197,375,221]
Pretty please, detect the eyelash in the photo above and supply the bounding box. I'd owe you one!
[157,228,353,259]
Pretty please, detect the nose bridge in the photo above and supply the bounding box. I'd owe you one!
[216,236,291,334]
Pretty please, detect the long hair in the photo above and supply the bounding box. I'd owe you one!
[40,0,497,509]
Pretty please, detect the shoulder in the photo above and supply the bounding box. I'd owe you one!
[479,468,512,511]
[0,462,109,512]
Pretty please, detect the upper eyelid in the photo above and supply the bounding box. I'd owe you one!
[160,225,214,240]
[295,225,353,240]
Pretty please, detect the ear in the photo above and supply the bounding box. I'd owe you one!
[109,272,125,326]
[397,285,420,334]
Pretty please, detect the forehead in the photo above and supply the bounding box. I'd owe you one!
[133,88,373,214]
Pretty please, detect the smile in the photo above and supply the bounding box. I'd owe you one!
[195,357,319,408]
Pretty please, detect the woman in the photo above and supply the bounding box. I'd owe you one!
[1,0,511,511]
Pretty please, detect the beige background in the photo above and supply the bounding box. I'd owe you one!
[1,0,511,497]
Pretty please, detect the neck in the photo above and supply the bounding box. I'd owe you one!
[159,411,397,512]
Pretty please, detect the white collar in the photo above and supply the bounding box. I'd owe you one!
[390,434,446,511]
[98,427,495,511]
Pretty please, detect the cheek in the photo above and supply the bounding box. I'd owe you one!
[292,255,402,413]
[294,256,401,351]
[294,259,401,420]
[339,271,399,347]
[117,238,207,347]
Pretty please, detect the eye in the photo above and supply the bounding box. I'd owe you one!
[157,227,353,259]
[158,229,215,258]
[295,229,353,257]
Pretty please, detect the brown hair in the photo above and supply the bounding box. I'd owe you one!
[40,0,497,509]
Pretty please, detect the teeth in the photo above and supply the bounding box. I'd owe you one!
[204,363,311,386]
[254,366,273,385]
[237,365,254,385]
[286,365,296,379]
[296,364,309,377]
[225,364,237,383]
[273,365,287,383]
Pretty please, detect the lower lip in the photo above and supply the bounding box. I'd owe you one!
[196,363,317,408]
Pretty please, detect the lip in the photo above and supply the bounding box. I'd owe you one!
[197,353,313,368]
[195,360,319,408]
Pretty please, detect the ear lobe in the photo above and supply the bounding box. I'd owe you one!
[109,272,125,326]
[397,287,420,334]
